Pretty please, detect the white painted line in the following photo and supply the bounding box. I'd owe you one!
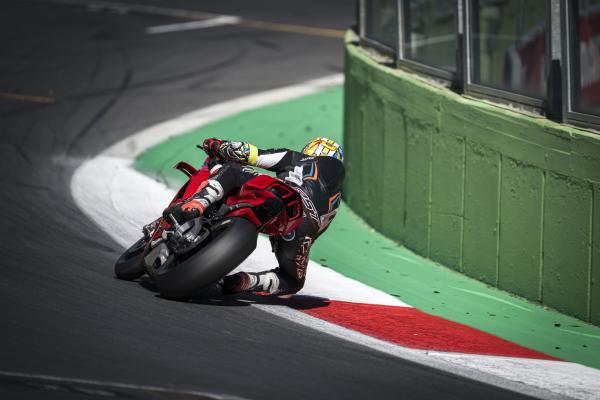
[384,251,423,265]
[146,16,241,34]
[69,75,600,400]
[558,328,600,341]
[0,370,246,399]
[43,0,345,39]
[448,287,533,312]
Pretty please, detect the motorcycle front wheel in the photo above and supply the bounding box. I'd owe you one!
[154,217,258,300]
[114,237,147,280]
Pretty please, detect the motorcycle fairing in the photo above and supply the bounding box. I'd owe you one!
[226,174,302,236]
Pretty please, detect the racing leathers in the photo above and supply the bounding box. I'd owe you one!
[180,139,345,296]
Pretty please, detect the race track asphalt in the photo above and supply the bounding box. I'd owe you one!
[0,1,537,399]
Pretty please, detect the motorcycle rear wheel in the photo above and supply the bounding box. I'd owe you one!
[114,237,147,280]
[155,217,257,300]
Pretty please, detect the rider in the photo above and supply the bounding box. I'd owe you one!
[164,137,345,297]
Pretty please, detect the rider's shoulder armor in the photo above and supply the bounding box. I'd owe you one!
[278,155,344,221]
[313,156,345,194]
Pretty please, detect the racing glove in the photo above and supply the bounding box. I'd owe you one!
[201,138,226,159]
[202,138,258,165]
[163,199,207,223]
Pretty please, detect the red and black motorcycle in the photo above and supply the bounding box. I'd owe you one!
[114,156,303,300]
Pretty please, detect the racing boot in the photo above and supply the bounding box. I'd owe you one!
[163,199,207,224]
[163,179,224,223]
[222,271,281,296]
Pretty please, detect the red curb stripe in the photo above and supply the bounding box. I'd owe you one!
[296,300,559,360]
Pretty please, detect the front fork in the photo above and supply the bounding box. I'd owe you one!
[142,217,161,239]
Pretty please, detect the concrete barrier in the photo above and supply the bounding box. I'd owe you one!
[343,33,600,325]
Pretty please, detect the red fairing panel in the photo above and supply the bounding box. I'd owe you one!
[227,175,303,236]
[181,161,211,200]
[154,157,212,241]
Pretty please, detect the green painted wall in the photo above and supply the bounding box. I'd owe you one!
[343,35,600,325]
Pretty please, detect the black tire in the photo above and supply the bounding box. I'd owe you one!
[155,217,257,300]
[115,237,147,280]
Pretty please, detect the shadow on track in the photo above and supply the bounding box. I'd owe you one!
[133,275,331,310]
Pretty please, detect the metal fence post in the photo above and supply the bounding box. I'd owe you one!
[453,0,465,93]
[546,0,565,122]
[396,0,404,63]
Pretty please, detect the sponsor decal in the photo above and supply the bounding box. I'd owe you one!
[285,165,304,187]
[318,209,338,233]
[241,165,258,175]
[302,161,319,181]
[295,187,320,227]
[295,237,312,279]
[328,192,341,211]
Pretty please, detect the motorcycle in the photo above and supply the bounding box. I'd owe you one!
[114,156,303,300]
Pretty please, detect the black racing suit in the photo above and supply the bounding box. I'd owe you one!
[195,141,345,296]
